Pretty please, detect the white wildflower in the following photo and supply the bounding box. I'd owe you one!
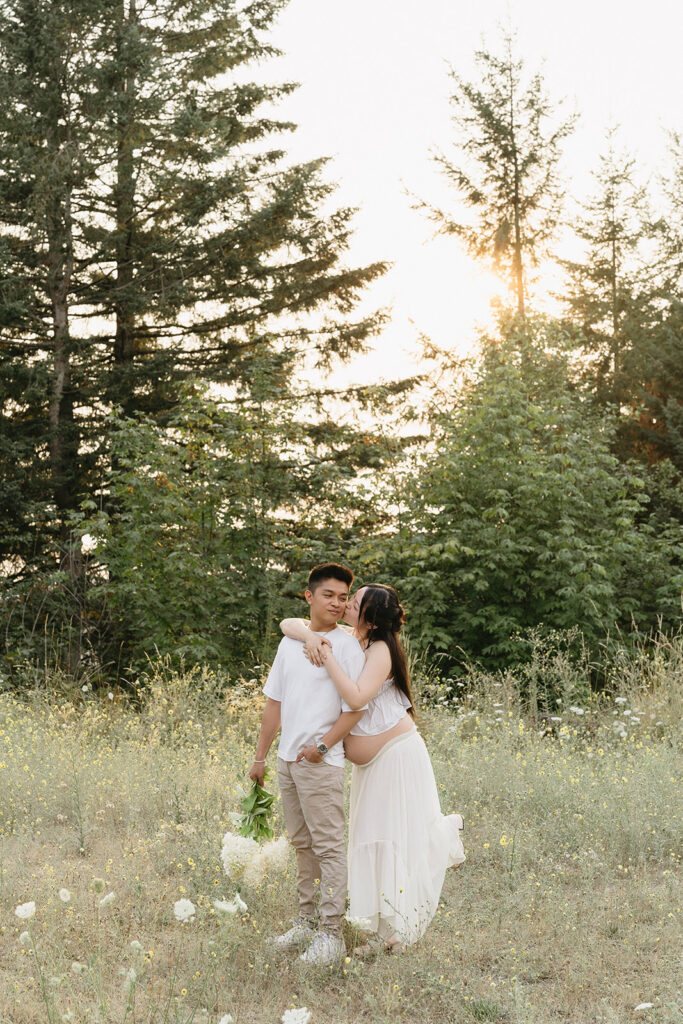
[59,888,71,903]
[213,899,239,915]
[634,1004,654,1012]
[220,832,258,881]
[108,692,114,700]
[122,967,137,994]
[130,940,143,952]
[213,892,247,914]
[614,696,628,704]
[19,931,31,945]
[71,961,87,976]
[15,901,36,920]
[173,898,196,923]
[98,891,115,908]
[218,1015,234,1024]
[281,1008,312,1024]
[569,706,585,715]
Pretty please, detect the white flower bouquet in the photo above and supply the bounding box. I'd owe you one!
[220,769,290,888]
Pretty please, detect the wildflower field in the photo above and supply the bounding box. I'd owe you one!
[1,655,680,1024]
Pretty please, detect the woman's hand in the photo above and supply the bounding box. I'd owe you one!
[296,745,324,763]
[303,635,332,667]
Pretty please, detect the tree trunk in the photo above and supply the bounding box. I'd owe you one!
[113,0,137,416]
[610,199,619,386]
[508,62,525,319]
[45,134,76,512]
[45,104,83,671]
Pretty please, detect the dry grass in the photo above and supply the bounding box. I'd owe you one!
[0,661,680,1024]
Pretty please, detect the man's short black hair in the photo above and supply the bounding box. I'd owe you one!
[307,563,353,592]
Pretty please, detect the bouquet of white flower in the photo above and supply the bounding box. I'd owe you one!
[221,769,290,888]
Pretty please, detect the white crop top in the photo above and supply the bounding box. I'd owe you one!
[349,678,412,736]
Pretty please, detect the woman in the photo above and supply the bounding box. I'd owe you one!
[281,583,465,950]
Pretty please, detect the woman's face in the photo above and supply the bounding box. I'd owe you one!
[342,586,367,629]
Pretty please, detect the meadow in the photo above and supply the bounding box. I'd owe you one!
[1,649,681,1024]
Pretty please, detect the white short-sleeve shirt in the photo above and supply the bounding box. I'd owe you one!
[263,627,367,766]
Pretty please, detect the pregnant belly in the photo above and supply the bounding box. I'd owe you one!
[343,714,414,765]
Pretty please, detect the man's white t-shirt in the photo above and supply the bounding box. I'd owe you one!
[263,627,367,767]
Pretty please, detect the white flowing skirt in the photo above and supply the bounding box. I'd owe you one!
[348,726,466,945]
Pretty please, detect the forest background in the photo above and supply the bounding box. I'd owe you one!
[0,0,682,696]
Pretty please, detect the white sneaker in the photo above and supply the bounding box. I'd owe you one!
[268,920,315,950]
[299,931,346,966]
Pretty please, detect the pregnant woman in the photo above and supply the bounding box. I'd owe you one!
[281,583,465,950]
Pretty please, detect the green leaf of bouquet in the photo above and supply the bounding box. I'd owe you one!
[242,791,258,813]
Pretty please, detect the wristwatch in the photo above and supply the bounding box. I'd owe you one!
[316,741,329,755]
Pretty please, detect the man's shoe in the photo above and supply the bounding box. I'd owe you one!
[299,931,346,966]
[268,920,315,950]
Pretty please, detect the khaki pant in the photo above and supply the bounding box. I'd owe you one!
[277,757,346,936]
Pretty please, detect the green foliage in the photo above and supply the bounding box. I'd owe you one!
[0,0,387,585]
[563,130,683,481]
[562,128,651,368]
[233,775,275,841]
[35,370,413,681]
[375,317,683,669]
[419,29,575,315]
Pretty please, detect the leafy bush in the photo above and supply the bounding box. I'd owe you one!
[379,317,683,669]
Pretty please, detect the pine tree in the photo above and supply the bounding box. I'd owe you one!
[629,134,683,472]
[563,131,683,474]
[418,30,575,316]
[0,0,387,571]
[562,127,652,407]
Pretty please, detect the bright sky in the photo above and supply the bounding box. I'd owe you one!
[264,0,683,385]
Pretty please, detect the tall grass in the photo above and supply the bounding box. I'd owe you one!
[1,645,680,1024]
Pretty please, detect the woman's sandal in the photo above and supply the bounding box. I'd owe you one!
[353,937,383,959]
[383,931,406,954]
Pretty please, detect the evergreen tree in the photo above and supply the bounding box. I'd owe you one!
[22,367,416,682]
[372,317,683,670]
[418,31,575,316]
[0,0,109,571]
[562,127,652,408]
[0,0,386,569]
[627,136,683,471]
[563,130,683,475]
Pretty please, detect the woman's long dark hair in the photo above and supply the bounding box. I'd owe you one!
[358,584,415,718]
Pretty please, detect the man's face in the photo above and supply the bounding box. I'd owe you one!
[305,578,349,627]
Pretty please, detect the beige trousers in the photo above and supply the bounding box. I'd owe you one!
[277,757,346,936]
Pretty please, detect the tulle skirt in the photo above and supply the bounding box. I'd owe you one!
[348,725,466,945]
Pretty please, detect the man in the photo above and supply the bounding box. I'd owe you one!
[250,563,366,966]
